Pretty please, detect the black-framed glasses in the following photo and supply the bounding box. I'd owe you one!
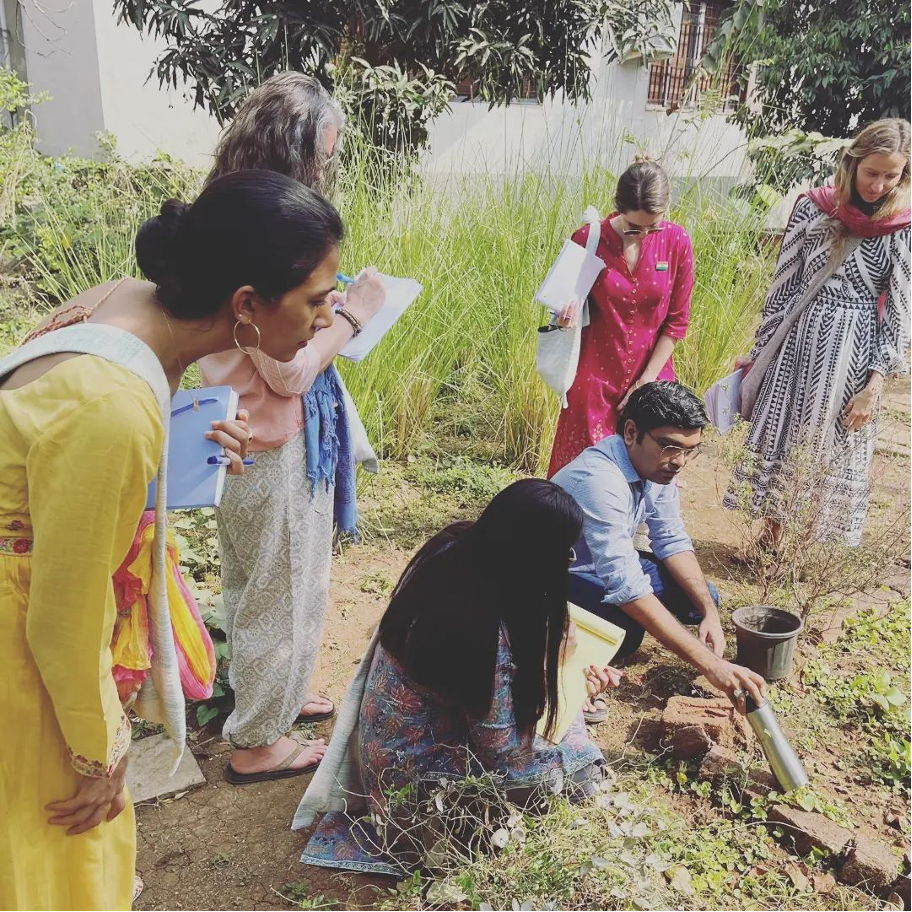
[622,225,665,237]
[646,430,702,462]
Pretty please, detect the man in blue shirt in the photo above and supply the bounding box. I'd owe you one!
[552,381,765,715]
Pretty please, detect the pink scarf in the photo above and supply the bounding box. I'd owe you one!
[804,185,911,238]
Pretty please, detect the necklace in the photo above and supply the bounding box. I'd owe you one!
[158,303,185,378]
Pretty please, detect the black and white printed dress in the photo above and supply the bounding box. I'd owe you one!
[725,196,911,545]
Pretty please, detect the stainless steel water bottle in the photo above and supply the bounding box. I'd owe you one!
[745,693,809,792]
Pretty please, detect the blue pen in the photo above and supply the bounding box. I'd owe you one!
[208,455,255,466]
[336,272,356,285]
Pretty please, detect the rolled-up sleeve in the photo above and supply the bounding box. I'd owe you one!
[564,469,653,606]
[645,481,693,561]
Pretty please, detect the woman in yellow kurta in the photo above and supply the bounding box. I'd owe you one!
[0,359,160,908]
[0,169,348,910]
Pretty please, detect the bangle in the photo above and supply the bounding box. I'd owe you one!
[336,307,363,336]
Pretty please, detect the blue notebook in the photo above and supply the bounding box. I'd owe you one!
[146,386,241,510]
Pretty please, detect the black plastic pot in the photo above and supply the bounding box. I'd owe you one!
[732,605,803,681]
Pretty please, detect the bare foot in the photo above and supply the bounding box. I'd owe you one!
[230,736,327,775]
[299,694,334,717]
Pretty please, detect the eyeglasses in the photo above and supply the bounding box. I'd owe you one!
[622,225,665,237]
[646,430,702,463]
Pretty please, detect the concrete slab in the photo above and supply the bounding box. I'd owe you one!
[127,733,206,803]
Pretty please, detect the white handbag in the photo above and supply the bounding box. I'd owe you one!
[535,206,601,408]
[336,371,379,474]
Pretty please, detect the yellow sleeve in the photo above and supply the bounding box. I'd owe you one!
[25,387,161,777]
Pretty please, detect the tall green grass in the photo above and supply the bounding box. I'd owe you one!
[4,129,775,474]
[333,144,775,472]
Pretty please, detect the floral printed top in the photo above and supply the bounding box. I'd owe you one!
[301,628,604,876]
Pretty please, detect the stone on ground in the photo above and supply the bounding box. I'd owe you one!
[837,835,902,894]
[126,733,206,803]
[767,804,853,857]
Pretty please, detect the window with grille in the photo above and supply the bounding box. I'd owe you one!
[647,1,746,112]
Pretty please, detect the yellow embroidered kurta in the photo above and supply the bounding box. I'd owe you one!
[0,356,162,911]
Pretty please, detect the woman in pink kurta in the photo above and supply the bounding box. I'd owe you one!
[547,159,695,478]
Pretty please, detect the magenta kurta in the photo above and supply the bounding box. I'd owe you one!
[547,215,694,477]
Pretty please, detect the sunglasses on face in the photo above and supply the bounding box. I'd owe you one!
[646,430,702,462]
[622,225,665,237]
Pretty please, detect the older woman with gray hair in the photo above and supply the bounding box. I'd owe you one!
[199,72,386,783]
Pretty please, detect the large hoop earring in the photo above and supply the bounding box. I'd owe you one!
[233,320,261,356]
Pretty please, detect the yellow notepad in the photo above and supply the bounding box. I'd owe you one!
[537,602,625,744]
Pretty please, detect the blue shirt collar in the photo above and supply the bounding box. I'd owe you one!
[595,433,644,485]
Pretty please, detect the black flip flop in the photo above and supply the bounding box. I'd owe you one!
[224,744,321,785]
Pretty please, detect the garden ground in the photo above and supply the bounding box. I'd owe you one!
[132,378,911,912]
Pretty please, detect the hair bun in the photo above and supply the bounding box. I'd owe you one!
[135,198,190,303]
[633,153,657,165]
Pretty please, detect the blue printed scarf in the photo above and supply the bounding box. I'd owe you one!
[303,365,358,538]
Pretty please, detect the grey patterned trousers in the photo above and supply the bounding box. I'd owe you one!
[217,431,334,747]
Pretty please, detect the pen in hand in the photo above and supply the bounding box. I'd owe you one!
[208,455,255,466]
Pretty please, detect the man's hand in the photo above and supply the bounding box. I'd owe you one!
[698,614,726,657]
[703,658,765,713]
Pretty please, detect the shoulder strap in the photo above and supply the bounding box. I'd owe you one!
[0,322,170,414]
[741,235,862,420]
[582,205,602,256]
[22,278,129,345]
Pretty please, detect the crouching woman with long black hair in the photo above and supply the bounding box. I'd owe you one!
[293,479,615,875]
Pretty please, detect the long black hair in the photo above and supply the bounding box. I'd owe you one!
[379,479,583,741]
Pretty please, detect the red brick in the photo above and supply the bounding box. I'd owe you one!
[663,696,752,759]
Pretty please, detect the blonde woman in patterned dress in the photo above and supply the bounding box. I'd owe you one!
[726,119,911,546]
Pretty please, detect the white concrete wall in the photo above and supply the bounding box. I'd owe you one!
[16,0,220,163]
[90,0,221,166]
[422,57,749,185]
[17,0,106,157]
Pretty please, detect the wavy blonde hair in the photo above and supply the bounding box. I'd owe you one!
[835,118,911,219]
[207,72,345,197]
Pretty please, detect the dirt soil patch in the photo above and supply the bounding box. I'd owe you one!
[135,379,911,911]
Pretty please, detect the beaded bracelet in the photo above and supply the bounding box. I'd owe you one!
[336,307,363,336]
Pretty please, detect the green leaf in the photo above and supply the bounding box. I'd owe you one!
[871,693,890,712]
[196,703,219,726]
